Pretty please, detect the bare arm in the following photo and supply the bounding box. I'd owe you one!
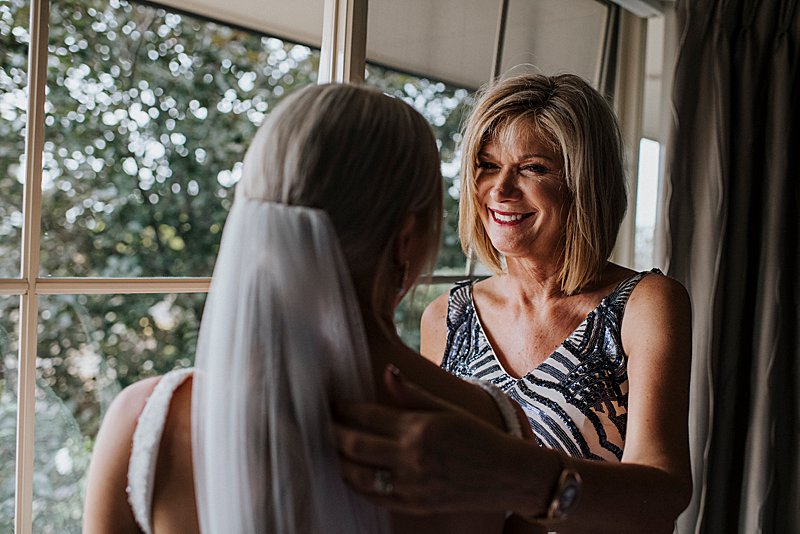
[83,377,160,534]
[533,273,693,533]
[419,291,449,365]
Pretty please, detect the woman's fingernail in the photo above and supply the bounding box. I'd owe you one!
[387,364,401,378]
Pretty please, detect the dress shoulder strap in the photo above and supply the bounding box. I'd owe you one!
[127,368,194,534]
[604,268,663,314]
[446,279,475,330]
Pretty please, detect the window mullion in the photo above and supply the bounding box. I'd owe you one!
[490,0,510,79]
[318,0,368,83]
[0,279,28,296]
[16,0,50,531]
[34,277,212,295]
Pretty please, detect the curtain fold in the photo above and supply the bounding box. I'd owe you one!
[663,0,799,532]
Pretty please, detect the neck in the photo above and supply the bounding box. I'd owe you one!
[357,301,415,401]
[503,256,566,303]
[358,298,401,346]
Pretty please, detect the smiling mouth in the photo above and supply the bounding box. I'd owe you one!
[488,208,534,225]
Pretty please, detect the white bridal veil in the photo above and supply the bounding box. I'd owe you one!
[192,198,391,533]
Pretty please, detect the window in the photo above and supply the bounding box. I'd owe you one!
[2,0,658,530]
[634,138,661,270]
[633,14,667,271]
[41,0,319,278]
[0,0,27,525]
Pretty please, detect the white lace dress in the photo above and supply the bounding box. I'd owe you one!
[126,368,194,534]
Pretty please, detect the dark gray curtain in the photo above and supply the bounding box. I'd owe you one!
[662,0,799,532]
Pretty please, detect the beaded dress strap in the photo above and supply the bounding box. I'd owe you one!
[604,268,663,313]
[446,279,474,329]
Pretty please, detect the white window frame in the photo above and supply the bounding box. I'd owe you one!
[4,0,653,530]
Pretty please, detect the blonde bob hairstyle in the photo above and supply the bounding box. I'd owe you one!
[238,83,442,311]
[458,73,627,294]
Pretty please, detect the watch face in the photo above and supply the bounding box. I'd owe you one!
[559,480,580,510]
[553,471,582,519]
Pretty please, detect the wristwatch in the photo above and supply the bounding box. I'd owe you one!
[544,460,583,521]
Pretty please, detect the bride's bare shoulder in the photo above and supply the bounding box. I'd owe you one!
[83,376,162,533]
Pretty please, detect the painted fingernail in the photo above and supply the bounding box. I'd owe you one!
[387,364,401,377]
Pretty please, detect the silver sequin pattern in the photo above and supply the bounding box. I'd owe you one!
[441,270,659,462]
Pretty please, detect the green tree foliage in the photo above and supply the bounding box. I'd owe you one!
[0,0,470,529]
[0,0,28,278]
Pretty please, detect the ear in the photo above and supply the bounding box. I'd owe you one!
[393,212,417,266]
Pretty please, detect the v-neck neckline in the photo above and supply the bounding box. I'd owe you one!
[468,278,628,381]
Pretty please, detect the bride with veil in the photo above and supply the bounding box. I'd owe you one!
[82,83,525,533]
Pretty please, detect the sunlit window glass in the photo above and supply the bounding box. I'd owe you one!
[634,138,661,270]
[40,0,319,278]
[32,292,204,530]
[0,297,20,531]
[393,283,452,351]
[0,0,29,277]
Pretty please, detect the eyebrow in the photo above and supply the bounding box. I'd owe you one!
[519,153,555,162]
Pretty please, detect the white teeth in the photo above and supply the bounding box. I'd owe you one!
[492,210,525,222]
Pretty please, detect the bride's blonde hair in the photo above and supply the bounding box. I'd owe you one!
[238,83,443,311]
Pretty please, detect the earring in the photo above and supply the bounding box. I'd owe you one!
[397,260,409,294]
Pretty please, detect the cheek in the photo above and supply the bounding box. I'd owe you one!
[532,181,568,210]
[474,179,491,201]
[472,184,490,214]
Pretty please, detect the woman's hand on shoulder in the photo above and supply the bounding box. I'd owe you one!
[420,290,449,365]
[335,366,547,516]
[83,376,162,534]
[620,272,693,511]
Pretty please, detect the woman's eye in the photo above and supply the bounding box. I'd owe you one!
[521,164,548,174]
[477,161,499,171]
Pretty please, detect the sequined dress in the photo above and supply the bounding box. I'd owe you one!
[441,270,658,462]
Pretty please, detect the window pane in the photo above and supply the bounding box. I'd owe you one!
[40,0,320,277]
[634,138,661,270]
[0,0,29,278]
[33,292,204,530]
[366,0,497,89]
[0,297,19,529]
[394,283,452,351]
[365,65,471,275]
[500,0,607,85]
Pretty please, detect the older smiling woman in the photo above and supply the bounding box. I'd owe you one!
[335,74,692,533]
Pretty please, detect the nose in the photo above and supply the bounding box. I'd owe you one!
[490,168,521,201]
